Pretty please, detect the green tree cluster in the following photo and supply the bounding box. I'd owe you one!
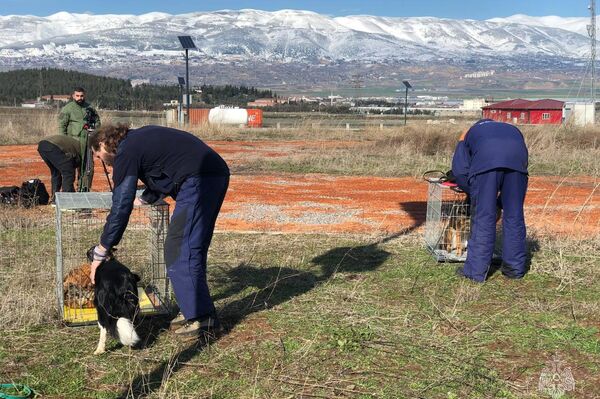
[199,84,274,106]
[0,68,275,110]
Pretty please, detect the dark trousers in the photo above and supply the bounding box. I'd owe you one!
[37,141,76,196]
[165,175,229,320]
[464,169,528,282]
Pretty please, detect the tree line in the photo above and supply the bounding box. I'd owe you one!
[199,84,275,107]
[0,68,274,110]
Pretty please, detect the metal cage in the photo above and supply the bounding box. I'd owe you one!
[55,192,171,325]
[425,182,471,262]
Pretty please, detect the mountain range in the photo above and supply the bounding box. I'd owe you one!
[0,10,594,90]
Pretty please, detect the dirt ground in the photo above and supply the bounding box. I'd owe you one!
[1,143,598,237]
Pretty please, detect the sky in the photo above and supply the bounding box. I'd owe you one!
[0,0,594,19]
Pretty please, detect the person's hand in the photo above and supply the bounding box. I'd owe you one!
[89,244,108,284]
[90,259,102,285]
[133,197,147,206]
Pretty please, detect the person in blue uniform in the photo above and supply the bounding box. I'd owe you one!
[88,124,230,337]
[451,119,529,282]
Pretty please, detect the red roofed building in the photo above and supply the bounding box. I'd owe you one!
[482,99,564,124]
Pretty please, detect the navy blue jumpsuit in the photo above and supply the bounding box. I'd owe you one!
[99,125,229,320]
[451,119,528,282]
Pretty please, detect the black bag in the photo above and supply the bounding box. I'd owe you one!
[19,179,50,207]
[0,186,20,205]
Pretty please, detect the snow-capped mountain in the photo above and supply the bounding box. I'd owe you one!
[488,14,592,37]
[0,9,593,84]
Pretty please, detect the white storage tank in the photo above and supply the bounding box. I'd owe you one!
[208,106,248,125]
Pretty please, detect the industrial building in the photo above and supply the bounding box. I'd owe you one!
[482,99,564,125]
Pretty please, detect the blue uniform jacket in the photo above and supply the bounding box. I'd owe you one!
[100,125,230,249]
[451,120,528,191]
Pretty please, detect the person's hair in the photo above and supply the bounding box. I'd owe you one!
[73,87,86,93]
[90,123,131,154]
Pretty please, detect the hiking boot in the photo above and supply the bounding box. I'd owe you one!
[455,266,468,279]
[455,266,483,283]
[169,312,186,330]
[500,264,524,280]
[501,270,524,280]
[173,315,222,338]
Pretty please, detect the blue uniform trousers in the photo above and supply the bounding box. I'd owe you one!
[165,175,229,320]
[464,168,528,282]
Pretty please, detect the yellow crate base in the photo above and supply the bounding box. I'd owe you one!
[63,286,165,324]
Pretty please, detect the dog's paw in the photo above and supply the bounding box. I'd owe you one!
[93,348,106,355]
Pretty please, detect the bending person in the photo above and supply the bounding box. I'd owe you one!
[451,119,529,282]
[89,123,230,337]
[37,135,82,201]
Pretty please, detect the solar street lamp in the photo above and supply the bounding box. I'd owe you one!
[402,80,412,125]
[178,36,197,125]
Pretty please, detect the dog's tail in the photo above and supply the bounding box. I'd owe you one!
[116,318,140,347]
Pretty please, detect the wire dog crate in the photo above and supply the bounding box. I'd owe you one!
[425,182,471,262]
[55,192,171,325]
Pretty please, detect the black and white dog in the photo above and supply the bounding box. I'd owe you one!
[86,248,141,354]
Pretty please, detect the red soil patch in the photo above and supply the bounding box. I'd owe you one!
[1,143,598,237]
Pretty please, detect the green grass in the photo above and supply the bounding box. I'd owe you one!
[1,232,598,398]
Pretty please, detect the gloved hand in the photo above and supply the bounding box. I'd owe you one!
[88,245,109,284]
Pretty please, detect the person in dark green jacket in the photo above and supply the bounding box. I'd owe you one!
[37,135,82,200]
[58,87,101,192]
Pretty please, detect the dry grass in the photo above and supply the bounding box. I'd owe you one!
[1,205,598,333]
[528,231,600,290]
[1,108,599,176]
[0,108,58,144]
[0,206,56,328]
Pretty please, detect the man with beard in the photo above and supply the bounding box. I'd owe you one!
[58,87,101,191]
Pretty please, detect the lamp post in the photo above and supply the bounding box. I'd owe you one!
[177,76,185,126]
[177,36,197,125]
[402,80,412,126]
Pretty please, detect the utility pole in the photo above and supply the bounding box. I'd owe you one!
[588,0,597,105]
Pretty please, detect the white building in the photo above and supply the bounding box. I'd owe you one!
[460,98,486,111]
[563,102,595,126]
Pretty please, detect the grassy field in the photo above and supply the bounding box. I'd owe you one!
[1,231,599,398]
[1,108,599,398]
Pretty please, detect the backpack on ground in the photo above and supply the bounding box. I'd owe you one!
[19,179,50,207]
[0,186,20,205]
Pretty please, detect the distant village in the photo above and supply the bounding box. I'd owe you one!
[21,86,596,127]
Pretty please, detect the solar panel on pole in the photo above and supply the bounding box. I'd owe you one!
[177,36,197,50]
[177,36,197,125]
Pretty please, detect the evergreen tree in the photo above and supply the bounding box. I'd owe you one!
[0,68,275,110]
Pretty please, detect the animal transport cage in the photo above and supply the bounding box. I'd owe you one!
[425,181,471,262]
[55,192,171,325]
